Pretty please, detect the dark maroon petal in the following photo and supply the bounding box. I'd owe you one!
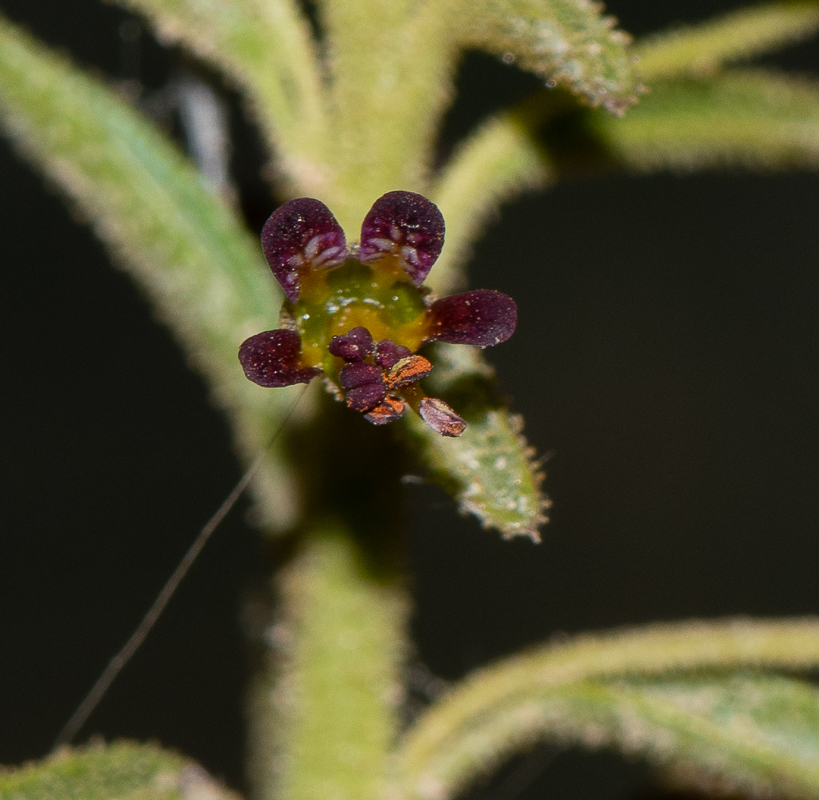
[359,191,444,286]
[261,198,347,303]
[346,382,387,412]
[339,362,384,390]
[328,326,374,362]
[364,396,407,425]
[427,290,517,348]
[419,397,467,437]
[239,329,321,387]
[373,339,413,369]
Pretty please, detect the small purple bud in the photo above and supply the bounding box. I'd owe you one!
[262,198,347,303]
[419,397,467,437]
[239,329,322,387]
[328,326,374,362]
[339,362,386,412]
[359,191,444,286]
[346,382,387,412]
[339,362,384,390]
[373,339,413,370]
[427,290,517,348]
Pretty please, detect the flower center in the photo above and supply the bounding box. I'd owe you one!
[291,257,429,371]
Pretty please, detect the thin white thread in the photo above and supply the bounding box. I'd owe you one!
[53,386,308,749]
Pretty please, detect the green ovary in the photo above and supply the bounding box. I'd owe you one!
[291,258,430,370]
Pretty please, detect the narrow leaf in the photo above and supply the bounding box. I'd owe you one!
[430,109,554,296]
[315,0,639,230]
[450,0,641,115]
[636,1,819,81]
[403,344,548,540]
[0,15,303,529]
[397,675,819,800]
[630,675,819,795]
[595,69,819,172]
[397,617,819,799]
[0,741,239,800]
[117,0,327,176]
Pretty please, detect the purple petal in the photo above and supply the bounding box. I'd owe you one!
[373,339,413,369]
[419,397,467,437]
[261,198,347,303]
[339,362,384,390]
[427,290,517,348]
[364,396,407,425]
[328,326,374,362]
[359,191,444,286]
[239,329,321,387]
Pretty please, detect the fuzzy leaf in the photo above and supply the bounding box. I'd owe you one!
[451,0,640,115]
[624,675,819,796]
[117,0,326,178]
[636,1,819,81]
[0,14,304,530]
[595,69,819,172]
[0,741,239,800]
[403,344,548,539]
[398,676,819,800]
[397,618,819,800]
[316,0,639,230]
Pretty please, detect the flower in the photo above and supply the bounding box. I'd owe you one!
[238,191,516,437]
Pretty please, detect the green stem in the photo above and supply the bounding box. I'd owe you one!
[247,522,408,800]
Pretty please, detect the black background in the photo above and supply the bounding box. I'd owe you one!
[2,1,818,797]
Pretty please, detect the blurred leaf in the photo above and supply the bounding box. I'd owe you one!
[451,0,641,115]
[0,14,304,529]
[595,69,819,172]
[636,1,819,81]
[118,0,326,180]
[397,618,819,800]
[404,345,548,540]
[0,741,240,800]
[397,675,819,800]
[628,675,819,795]
[315,0,639,230]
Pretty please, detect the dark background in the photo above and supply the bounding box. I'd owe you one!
[2,1,818,797]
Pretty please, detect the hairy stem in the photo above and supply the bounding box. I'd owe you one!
[248,522,408,800]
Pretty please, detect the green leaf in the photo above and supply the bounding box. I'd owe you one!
[396,618,819,800]
[0,14,303,530]
[636,1,819,81]
[449,0,641,115]
[117,0,327,183]
[398,676,819,800]
[430,108,554,296]
[314,0,639,232]
[595,69,819,172]
[0,741,239,800]
[621,675,819,795]
[403,345,548,540]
